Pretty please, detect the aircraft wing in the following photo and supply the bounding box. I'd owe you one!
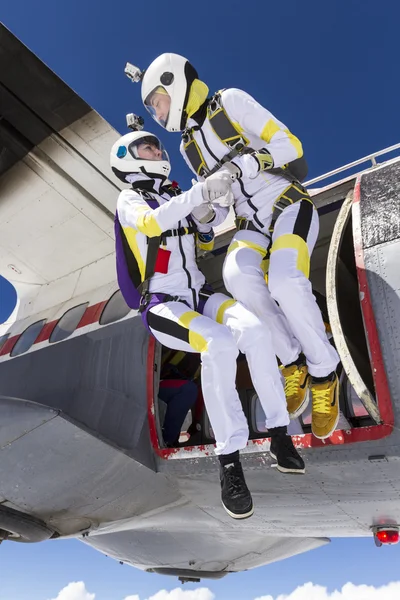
[0,22,122,331]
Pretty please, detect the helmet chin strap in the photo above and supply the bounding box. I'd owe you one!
[126,171,167,193]
[140,166,168,186]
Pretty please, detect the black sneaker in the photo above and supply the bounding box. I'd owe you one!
[219,459,254,520]
[269,426,305,474]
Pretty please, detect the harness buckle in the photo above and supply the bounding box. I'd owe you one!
[208,93,222,114]
[274,198,292,212]
[237,218,250,231]
[139,292,151,313]
[182,129,192,145]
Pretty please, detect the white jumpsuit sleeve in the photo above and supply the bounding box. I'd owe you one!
[221,88,303,168]
[117,184,204,237]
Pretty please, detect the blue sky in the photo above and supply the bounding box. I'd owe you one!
[1,536,400,600]
[1,0,400,597]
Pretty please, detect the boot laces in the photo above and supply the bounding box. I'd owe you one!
[224,463,247,497]
[284,367,302,396]
[312,387,333,415]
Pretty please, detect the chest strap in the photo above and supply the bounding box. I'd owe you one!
[182,91,307,184]
[182,91,251,178]
[161,224,196,242]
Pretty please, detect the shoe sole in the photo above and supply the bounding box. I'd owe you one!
[269,451,305,474]
[312,409,340,440]
[289,388,310,420]
[221,502,254,520]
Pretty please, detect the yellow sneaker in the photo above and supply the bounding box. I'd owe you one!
[281,356,310,419]
[310,373,340,439]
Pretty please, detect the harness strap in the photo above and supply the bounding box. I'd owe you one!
[161,225,196,242]
[138,235,162,299]
[182,91,251,178]
[136,187,197,304]
[198,283,214,302]
[182,91,307,184]
[235,218,270,238]
[183,135,209,177]
[139,285,214,315]
[207,92,249,151]
[234,183,314,248]
[269,183,314,233]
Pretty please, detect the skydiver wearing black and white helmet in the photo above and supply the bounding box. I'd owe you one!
[138,53,340,442]
[110,127,305,520]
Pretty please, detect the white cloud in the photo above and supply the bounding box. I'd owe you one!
[255,581,400,600]
[47,580,400,600]
[146,589,215,600]
[49,584,213,600]
[49,582,95,600]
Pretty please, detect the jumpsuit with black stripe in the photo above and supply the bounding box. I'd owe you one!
[181,88,339,378]
[117,174,290,456]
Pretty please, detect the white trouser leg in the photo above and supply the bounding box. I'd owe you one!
[147,301,249,455]
[222,230,301,365]
[268,201,340,378]
[204,293,290,430]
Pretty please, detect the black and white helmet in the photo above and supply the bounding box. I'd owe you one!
[110,130,171,182]
[141,53,198,132]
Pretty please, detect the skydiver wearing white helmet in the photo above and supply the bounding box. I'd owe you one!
[110,125,305,520]
[134,53,340,442]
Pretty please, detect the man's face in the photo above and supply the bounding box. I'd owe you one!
[150,92,171,125]
[136,142,163,161]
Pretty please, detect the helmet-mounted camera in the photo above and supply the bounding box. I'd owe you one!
[126,113,145,131]
[124,62,145,83]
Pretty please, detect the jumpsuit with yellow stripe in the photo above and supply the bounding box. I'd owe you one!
[180,86,340,439]
[117,174,291,456]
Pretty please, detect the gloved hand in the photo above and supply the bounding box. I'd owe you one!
[191,202,216,224]
[232,148,274,179]
[201,170,235,203]
[203,162,238,207]
[219,161,241,180]
[212,189,234,207]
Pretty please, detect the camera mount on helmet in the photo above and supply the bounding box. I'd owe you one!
[126,113,145,132]
[124,62,145,83]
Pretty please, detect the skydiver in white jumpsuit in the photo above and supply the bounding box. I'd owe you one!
[110,129,305,521]
[138,53,341,441]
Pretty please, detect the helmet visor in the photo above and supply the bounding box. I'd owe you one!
[128,135,169,162]
[143,86,172,128]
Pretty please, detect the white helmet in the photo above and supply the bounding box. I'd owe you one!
[110,130,171,182]
[141,53,198,132]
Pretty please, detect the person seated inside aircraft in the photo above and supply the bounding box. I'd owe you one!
[159,348,201,447]
[111,128,305,521]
